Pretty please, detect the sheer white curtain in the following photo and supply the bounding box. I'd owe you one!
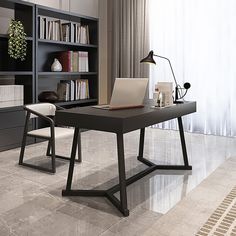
[149,0,236,136]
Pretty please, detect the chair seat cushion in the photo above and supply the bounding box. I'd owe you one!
[27,127,74,139]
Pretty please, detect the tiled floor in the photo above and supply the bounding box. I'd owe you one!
[0,128,236,235]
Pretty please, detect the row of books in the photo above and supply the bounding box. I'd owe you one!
[57,79,90,101]
[38,16,90,44]
[57,51,89,72]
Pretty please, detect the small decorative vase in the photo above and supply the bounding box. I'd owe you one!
[51,58,62,72]
[38,91,59,103]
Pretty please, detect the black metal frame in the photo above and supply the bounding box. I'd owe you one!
[19,105,81,173]
[62,116,191,216]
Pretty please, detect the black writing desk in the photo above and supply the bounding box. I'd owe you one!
[55,101,196,216]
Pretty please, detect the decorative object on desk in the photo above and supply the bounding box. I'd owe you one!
[38,91,59,103]
[8,19,27,61]
[157,91,164,107]
[51,58,62,72]
[155,82,173,107]
[140,50,191,103]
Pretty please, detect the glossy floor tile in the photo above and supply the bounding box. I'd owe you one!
[142,158,236,236]
[0,128,235,235]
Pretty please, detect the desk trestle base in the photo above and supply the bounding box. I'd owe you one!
[62,157,191,216]
[62,116,192,217]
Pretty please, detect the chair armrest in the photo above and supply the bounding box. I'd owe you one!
[24,106,55,127]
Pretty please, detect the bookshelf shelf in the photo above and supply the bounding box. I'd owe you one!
[0,71,33,76]
[0,34,33,41]
[38,39,98,48]
[56,98,98,106]
[38,72,97,76]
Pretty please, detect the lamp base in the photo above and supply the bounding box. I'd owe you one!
[173,100,184,104]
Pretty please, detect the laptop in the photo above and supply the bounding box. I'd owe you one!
[93,78,148,110]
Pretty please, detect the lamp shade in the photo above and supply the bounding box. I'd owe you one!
[140,50,156,64]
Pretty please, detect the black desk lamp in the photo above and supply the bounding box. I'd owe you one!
[140,50,191,103]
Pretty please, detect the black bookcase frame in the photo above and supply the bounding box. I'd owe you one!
[0,0,99,151]
[0,0,35,151]
[35,4,99,111]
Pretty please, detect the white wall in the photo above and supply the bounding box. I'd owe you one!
[71,0,98,18]
[25,0,98,17]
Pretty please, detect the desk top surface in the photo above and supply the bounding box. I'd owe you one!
[56,101,196,133]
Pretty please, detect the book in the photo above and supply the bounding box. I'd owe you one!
[39,16,45,39]
[72,51,78,72]
[57,83,67,101]
[57,51,72,72]
[62,23,70,42]
[86,25,90,44]
[54,20,62,41]
[78,51,89,72]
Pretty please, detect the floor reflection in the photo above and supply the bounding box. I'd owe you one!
[0,128,236,235]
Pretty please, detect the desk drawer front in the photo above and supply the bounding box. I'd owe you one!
[0,126,34,151]
[0,110,27,130]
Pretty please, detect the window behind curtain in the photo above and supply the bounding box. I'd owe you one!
[149,0,236,136]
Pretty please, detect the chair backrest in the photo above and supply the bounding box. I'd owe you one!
[25,103,56,119]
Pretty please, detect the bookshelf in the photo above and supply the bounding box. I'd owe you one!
[0,1,99,151]
[35,5,98,113]
[0,0,35,151]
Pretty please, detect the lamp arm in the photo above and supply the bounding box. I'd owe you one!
[153,54,183,101]
[153,54,178,87]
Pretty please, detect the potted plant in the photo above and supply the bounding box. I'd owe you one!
[8,19,27,61]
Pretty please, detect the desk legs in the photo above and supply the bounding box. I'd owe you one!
[116,133,129,216]
[137,117,192,170]
[65,128,80,191]
[138,128,145,160]
[177,117,189,167]
[62,119,191,217]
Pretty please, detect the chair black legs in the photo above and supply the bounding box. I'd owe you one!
[46,140,51,156]
[46,129,82,163]
[77,129,82,163]
[51,137,56,173]
[19,136,81,174]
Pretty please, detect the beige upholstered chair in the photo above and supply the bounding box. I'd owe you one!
[19,103,81,173]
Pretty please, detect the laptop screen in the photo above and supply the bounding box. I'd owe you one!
[110,78,148,108]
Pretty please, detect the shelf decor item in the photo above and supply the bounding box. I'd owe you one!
[140,50,191,103]
[8,19,27,61]
[38,91,59,103]
[51,58,62,72]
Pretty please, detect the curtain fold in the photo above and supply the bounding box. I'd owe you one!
[149,0,236,136]
[108,0,150,91]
